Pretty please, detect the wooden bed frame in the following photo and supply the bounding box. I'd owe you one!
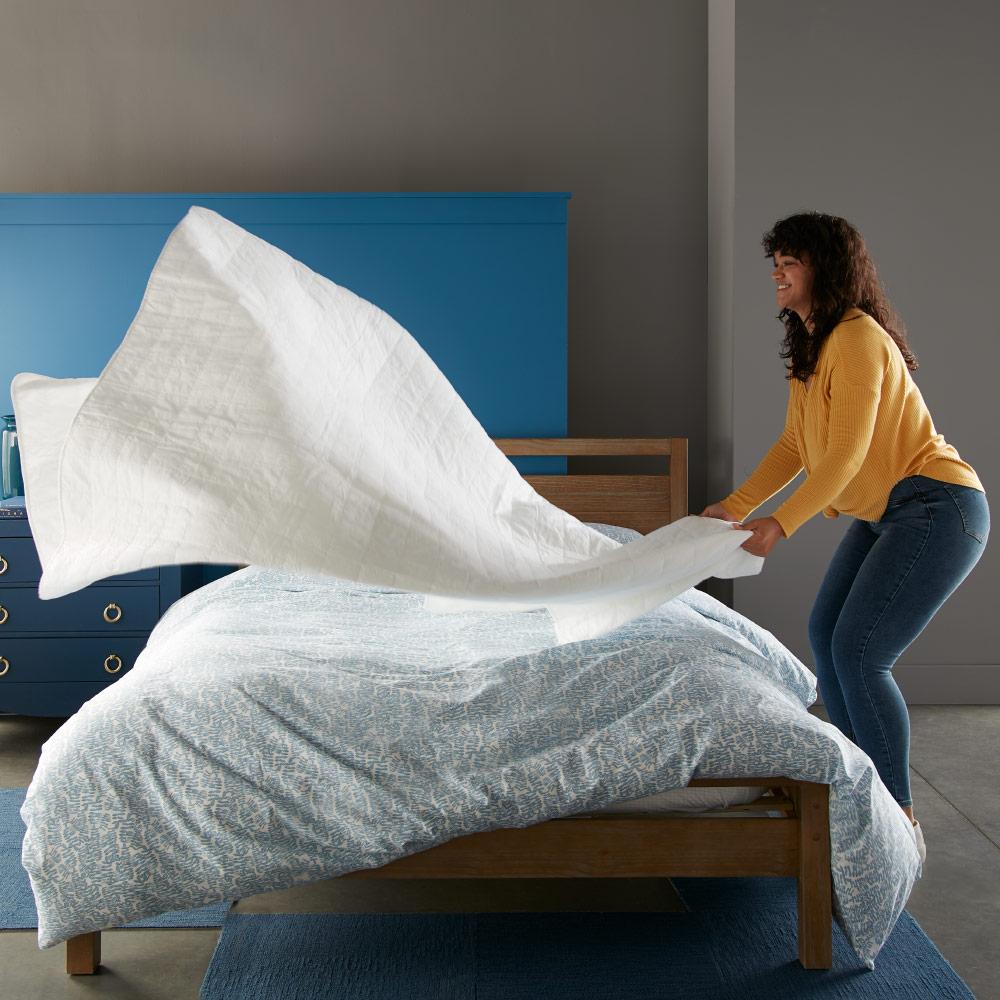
[65,437,832,975]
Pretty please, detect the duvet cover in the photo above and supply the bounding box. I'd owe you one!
[21,562,921,968]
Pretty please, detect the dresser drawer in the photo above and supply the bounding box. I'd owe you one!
[0,637,147,683]
[0,517,183,716]
[0,537,158,584]
[0,586,160,632]
[0,538,42,583]
[0,682,115,717]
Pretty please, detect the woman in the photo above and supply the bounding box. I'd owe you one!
[701,212,990,863]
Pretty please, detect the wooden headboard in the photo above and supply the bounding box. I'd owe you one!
[493,438,688,534]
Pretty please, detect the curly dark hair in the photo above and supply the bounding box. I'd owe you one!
[762,212,918,382]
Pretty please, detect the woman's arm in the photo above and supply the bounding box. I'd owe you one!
[721,383,804,521]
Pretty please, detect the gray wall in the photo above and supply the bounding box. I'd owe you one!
[724,0,999,700]
[0,0,709,505]
[2,1,996,698]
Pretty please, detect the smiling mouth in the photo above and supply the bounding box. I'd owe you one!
[777,284,791,290]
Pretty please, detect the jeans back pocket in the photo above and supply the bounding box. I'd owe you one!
[941,483,990,544]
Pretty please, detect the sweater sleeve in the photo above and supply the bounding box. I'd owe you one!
[720,382,803,522]
[770,336,882,538]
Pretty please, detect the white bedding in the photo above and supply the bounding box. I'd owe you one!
[11,206,763,645]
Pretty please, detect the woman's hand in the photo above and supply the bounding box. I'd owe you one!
[736,516,785,557]
[700,503,784,557]
[699,502,739,521]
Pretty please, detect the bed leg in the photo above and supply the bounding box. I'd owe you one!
[795,781,833,969]
[66,931,101,975]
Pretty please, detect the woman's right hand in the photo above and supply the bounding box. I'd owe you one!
[700,502,739,521]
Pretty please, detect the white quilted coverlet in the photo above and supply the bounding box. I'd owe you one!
[11,206,763,644]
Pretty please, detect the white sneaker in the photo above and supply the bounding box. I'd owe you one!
[911,820,927,864]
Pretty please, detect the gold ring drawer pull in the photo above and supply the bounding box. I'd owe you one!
[0,605,7,625]
[0,656,8,677]
[0,554,7,575]
[104,653,123,675]
[102,603,123,624]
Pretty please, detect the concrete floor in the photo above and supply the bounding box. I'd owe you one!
[1,706,997,1000]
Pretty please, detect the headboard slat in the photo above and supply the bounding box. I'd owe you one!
[495,438,674,457]
[525,474,673,535]
[494,437,688,533]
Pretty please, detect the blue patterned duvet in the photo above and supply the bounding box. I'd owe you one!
[21,562,920,968]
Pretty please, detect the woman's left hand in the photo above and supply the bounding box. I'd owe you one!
[734,516,785,557]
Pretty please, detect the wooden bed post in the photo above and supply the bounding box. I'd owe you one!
[795,781,833,969]
[66,931,101,975]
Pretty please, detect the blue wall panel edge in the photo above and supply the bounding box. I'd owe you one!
[0,192,570,226]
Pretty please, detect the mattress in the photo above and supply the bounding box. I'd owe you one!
[584,783,765,816]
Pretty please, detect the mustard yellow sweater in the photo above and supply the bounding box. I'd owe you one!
[721,308,984,539]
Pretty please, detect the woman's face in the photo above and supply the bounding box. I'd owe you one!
[771,251,815,322]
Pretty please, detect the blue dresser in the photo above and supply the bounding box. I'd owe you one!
[0,510,182,717]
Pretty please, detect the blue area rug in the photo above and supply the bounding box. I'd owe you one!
[1,786,231,929]
[200,878,976,999]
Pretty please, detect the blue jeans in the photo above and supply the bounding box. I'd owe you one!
[808,476,990,809]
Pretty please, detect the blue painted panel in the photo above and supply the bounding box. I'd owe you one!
[0,193,570,443]
[0,192,569,226]
[0,193,570,609]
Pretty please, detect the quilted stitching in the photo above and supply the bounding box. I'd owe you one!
[12,207,763,645]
